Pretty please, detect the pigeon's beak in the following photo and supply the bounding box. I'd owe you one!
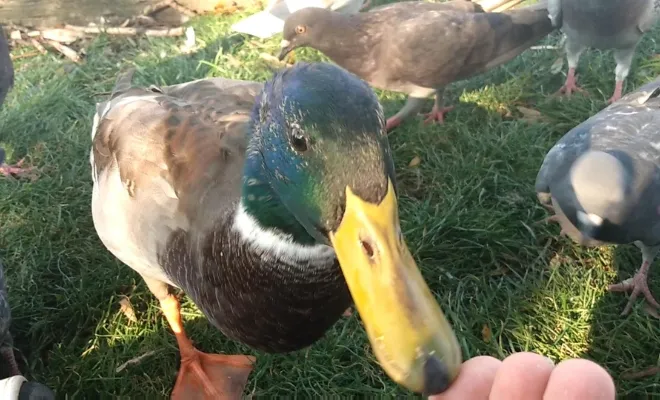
[277,39,294,61]
[329,179,462,395]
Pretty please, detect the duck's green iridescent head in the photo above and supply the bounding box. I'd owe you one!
[243,62,394,243]
[242,62,462,396]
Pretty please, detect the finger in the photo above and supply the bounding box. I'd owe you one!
[543,359,615,400]
[489,352,555,400]
[430,356,502,400]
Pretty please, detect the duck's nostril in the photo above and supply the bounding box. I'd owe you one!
[422,355,451,396]
[360,238,375,259]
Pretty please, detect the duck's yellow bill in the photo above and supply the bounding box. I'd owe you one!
[329,179,462,396]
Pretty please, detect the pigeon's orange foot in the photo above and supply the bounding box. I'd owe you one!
[0,159,36,179]
[606,81,624,105]
[422,105,454,125]
[608,261,659,316]
[385,116,402,132]
[171,349,255,400]
[555,68,588,97]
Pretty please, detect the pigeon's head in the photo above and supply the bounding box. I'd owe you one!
[559,150,637,244]
[278,7,337,61]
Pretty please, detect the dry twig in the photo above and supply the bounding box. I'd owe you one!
[64,24,184,37]
[29,39,47,55]
[115,350,158,373]
[45,40,81,63]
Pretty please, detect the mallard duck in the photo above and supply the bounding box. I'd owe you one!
[90,62,461,399]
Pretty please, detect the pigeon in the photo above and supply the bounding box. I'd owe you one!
[535,76,660,316]
[0,259,18,378]
[278,0,556,131]
[548,0,660,104]
[0,259,55,399]
[231,0,367,39]
[0,26,32,180]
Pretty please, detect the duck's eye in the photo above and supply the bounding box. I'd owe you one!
[291,130,308,152]
[295,25,306,34]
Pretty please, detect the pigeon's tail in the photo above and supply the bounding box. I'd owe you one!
[480,4,556,71]
[110,68,136,99]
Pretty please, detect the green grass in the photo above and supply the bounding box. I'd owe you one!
[1,1,660,397]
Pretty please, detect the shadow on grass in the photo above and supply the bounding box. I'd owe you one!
[584,246,660,397]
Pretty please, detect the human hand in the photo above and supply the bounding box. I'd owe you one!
[431,352,615,400]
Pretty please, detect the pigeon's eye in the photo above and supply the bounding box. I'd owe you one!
[295,25,307,34]
[291,129,308,152]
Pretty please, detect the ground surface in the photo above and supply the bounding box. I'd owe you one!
[0,0,659,397]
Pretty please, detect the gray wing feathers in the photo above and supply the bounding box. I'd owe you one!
[637,0,660,32]
[547,0,562,27]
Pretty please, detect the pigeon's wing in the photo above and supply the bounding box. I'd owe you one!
[379,6,552,90]
[536,75,660,203]
[547,0,562,27]
[369,0,483,14]
[534,125,591,203]
[638,0,660,33]
[0,27,14,108]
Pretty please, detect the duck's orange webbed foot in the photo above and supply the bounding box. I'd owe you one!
[160,295,255,400]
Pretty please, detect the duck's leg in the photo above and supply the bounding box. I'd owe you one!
[143,277,255,400]
[607,243,659,316]
[422,88,454,125]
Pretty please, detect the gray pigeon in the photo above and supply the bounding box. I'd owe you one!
[548,0,660,104]
[0,259,18,377]
[0,259,55,399]
[535,76,660,316]
[277,0,555,131]
[0,26,32,180]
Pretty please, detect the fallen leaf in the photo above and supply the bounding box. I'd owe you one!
[481,324,492,343]
[621,366,660,380]
[179,27,197,54]
[517,106,545,123]
[550,56,564,75]
[489,265,510,276]
[408,156,421,167]
[643,303,660,319]
[119,296,137,323]
[259,52,287,68]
